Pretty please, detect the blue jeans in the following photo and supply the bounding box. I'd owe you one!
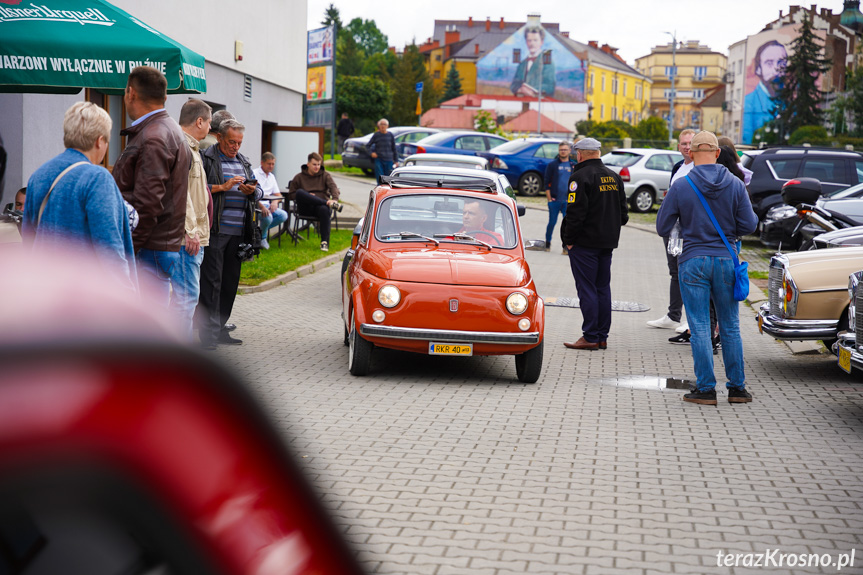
[261,207,288,236]
[374,158,394,184]
[546,200,567,247]
[137,249,182,308]
[170,245,205,340]
[679,256,746,393]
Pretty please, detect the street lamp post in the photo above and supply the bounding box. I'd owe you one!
[664,31,677,146]
[537,49,551,135]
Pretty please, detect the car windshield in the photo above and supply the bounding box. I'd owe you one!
[415,132,454,146]
[374,194,517,249]
[826,182,863,199]
[602,152,641,167]
[489,140,534,154]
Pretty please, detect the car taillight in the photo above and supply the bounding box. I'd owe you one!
[783,179,802,188]
[492,157,508,170]
[620,167,630,182]
[416,146,425,154]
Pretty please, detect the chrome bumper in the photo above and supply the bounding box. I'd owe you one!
[835,332,863,372]
[757,303,839,340]
[360,324,540,345]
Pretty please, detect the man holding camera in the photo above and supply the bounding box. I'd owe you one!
[198,118,262,349]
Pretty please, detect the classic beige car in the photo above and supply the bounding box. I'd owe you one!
[757,246,863,350]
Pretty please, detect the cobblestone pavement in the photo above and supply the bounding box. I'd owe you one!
[218,185,863,574]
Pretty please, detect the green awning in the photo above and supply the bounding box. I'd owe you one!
[0,0,206,94]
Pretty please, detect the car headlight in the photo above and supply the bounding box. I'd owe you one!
[506,292,529,315]
[766,205,797,220]
[378,285,401,308]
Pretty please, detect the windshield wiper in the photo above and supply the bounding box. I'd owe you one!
[434,233,492,250]
[381,231,439,245]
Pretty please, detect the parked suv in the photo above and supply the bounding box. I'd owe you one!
[742,146,863,220]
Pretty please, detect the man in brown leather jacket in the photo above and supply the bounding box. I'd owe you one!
[113,65,191,306]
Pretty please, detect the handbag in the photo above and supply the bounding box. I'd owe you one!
[684,175,749,301]
[36,161,88,227]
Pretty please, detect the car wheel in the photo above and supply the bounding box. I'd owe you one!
[348,309,373,375]
[361,168,374,177]
[518,172,542,196]
[823,314,849,356]
[515,341,543,383]
[630,187,655,213]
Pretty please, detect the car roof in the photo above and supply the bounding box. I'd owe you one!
[605,148,680,155]
[390,165,503,181]
[403,153,489,166]
[756,146,863,157]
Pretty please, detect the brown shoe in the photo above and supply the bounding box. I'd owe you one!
[598,341,607,350]
[563,337,599,350]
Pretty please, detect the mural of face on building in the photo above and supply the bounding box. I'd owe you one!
[475,22,585,102]
[754,41,788,92]
[741,27,798,145]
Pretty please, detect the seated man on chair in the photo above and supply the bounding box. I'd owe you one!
[253,151,287,249]
[288,152,342,252]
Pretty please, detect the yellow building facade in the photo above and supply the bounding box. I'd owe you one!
[585,63,651,125]
[635,41,727,132]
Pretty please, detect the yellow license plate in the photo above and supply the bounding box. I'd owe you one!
[838,346,852,374]
[429,342,473,356]
[758,314,763,334]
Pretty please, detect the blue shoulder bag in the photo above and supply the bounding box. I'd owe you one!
[684,175,749,301]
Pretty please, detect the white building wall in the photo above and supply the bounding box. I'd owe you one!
[725,40,747,145]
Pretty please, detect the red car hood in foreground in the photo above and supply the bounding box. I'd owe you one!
[367,247,530,287]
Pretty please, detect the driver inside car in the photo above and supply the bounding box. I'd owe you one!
[458,201,503,246]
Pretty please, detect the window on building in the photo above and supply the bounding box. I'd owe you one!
[693,66,707,80]
[736,88,741,103]
[665,66,677,78]
[611,77,618,95]
[635,84,641,100]
[85,88,124,169]
[600,104,605,119]
[513,49,521,64]
[590,73,594,90]
[623,80,627,97]
[435,55,441,61]
[612,106,618,120]
[692,89,704,99]
[663,88,676,100]
[601,75,606,92]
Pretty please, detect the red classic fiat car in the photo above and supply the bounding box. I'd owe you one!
[341,174,545,383]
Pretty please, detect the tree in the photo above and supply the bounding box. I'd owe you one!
[321,3,342,30]
[344,18,388,56]
[473,110,506,136]
[441,65,463,103]
[788,124,829,145]
[844,64,863,136]
[336,75,392,126]
[773,16,830,135]
[361,51,397,81]
[633,116,667,141]
[336,32,365,77]
[389,45,439,126]
[576,120,595,136]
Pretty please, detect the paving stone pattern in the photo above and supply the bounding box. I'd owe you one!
[220,189,863,574]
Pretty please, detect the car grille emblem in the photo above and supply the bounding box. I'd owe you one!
[449,299,459,312]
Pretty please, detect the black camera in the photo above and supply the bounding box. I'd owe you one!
[236,242,258,262]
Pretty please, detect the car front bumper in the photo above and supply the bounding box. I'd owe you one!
[757,303,839,340]
[835,332,863,372]
[360,324,540,345]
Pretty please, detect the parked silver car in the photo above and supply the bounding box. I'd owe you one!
[388,165,517,199]
[402,153,490,170]
[601,148,684,213]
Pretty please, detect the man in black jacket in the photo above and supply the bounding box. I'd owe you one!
[197,118,262,349]
[560,138,628,351]
[336,112,354,153]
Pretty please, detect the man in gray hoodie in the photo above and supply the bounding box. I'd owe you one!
[656,131,758,406]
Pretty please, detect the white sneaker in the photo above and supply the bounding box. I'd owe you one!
[320,241,329,252]
[260,238,270,250]
[676,323,689,333]
[646,315,680,329]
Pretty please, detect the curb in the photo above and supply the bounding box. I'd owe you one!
[238,248,348,295]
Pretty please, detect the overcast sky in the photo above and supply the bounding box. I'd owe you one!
[307,0,826,63]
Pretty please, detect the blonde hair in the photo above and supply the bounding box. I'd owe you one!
[678,128,697,139]
[63,102,111,151]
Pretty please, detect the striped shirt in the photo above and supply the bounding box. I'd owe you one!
[219,153,247,236]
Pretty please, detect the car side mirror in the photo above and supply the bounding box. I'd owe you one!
[517,205,526,217]
[351,218,364,250]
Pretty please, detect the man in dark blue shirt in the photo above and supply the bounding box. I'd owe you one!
[544,140,576,253]
[368,118,396,184]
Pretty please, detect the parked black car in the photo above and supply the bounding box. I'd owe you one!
[342,126,440,175]
[742,146,863,220]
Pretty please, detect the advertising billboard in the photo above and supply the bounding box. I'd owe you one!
[306,65,332,102]
[307,26,334,65]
